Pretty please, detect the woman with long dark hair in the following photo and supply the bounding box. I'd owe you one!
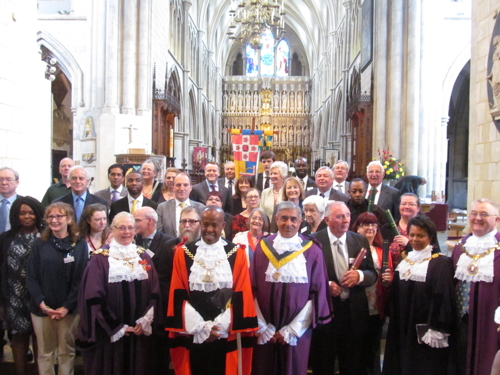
[26,202,87,375]
[78,203,111,255]
[0,196,45,375]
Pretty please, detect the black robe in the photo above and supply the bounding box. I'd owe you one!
[383,255,457,375]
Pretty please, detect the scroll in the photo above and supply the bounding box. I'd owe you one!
[350,248,367,270]
[382,240,390,272]
[385,210,400,237]
[367,188,377,213]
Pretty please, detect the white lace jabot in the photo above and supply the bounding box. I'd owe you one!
[455,230,498,283]
[108,239,148,283]
[265,233,308,284]
[189,238,233,292]
[396,245,433,282]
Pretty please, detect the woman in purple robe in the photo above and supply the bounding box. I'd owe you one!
[76,212,160,375]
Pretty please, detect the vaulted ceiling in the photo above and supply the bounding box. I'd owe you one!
[190,0,342,75]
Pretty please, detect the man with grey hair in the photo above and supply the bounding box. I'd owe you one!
[365,160,401,220]
[332,160,350,194]
[305,166,349,203]
[0,167,20,234]
[452,198,500,375]
[54,165,108,224]
[311,201,377,375]
[41,157,74,206]
[250,201,332,375]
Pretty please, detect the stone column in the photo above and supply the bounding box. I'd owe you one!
[121,0,137,114]
[103,0,119,113]
[182,0,192,163]
[386,0,404,157]
[372,0,387,150]
[403,0,421,173]
[137,0,151,115]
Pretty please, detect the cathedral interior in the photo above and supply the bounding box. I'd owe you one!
[1,0,479,209]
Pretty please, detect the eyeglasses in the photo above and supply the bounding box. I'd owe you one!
[251,216,264,223]
[47,214,67,221]
[0,178,17,183]
[469,212,496,219]
[246,195,259,200]
[114,226,135,232]
[180,219,200,225]
[360,223,377,228]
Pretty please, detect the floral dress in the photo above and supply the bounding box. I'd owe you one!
[6,232,39,334]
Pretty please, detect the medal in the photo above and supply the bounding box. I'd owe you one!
[272,271,281,281]
[403,269,411,279]
[467,262,479,275]
[202,272,214,283]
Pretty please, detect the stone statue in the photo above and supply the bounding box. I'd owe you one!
[488,35,500,109]
[230,90,237,112]
[281,91,288,112]
[274,90,280,112]
[253,90,260,112]
[237,90,244,112]
[281,124,287,146]
[288,125,294,144]
[222,90,229,112]
[245,90,252,111]
[305,91,311,113]
[296,90,303,113]
[289,91,295,113]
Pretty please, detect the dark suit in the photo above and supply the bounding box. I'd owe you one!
[94,186,128,206]
[135,230,174,375]
[108,195,158,223]
[311,229,377,375]
[54,192,108,223]
[217,177,236,195]
[189,181,231,212]
[333,181,350,195]
[305,187,349,202]
[251,172,270,192]
[370,184,401,221]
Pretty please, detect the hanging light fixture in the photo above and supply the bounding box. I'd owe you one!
[227,0,285,50]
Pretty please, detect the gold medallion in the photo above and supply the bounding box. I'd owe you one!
[202,272,214,283]
[403,269,411,279]
[272,271,281,281]
[467,263,479,276]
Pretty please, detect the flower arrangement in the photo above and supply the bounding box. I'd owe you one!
[377,147,405,180]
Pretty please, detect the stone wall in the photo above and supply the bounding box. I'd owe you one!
[0,0,52,200]
[469,0,500,205]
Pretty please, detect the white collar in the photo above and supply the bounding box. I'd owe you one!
[107,239,148,283]
[128,194,144,203]
[455,230,498,283]
[109,185,124,193]
[188,238,233,292]
[265,233,309,284]
[396,245,434,282]
[326,227,347,246]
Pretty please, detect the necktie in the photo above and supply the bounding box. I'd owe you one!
[0,198,8,233]
[300,180,305,189]
[210,184,216,192]
[336,184,343,194]
[334,240,349,299]
[179,202,186,210]
[371,188,378,195]
[320,193,325,198]
[112,190,119,202]
[142,238,151,249]
[457,280,470,317]
[264,176,270,189]
[131,199,137,214]
[228,180,234,189]
[75,197,84,223]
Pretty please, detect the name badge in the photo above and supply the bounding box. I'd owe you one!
[64,256,75,263]
[300,226,308,233]
[146,249,155,258]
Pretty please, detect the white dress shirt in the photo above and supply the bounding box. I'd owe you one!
[365,183,382,205]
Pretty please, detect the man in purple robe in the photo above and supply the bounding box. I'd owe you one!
[453,198,500,375]
[250,201,332,375]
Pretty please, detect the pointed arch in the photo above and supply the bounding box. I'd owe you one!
[37,29,84,109]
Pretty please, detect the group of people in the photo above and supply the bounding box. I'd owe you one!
[0,151,497,375]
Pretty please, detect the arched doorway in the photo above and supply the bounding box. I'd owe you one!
[446,61,470,210]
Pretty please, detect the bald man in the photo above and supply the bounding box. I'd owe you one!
[41,157,74,206]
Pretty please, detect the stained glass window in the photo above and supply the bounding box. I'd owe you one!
[276,40,289,76]
[260,30,275,76]
[246,45,258,76]
[245,29,289,77]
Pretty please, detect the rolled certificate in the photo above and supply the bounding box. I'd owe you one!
[367,188,377,213]
[382,239,390,271]
[385,209,400,237]
[350,248,367,270]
